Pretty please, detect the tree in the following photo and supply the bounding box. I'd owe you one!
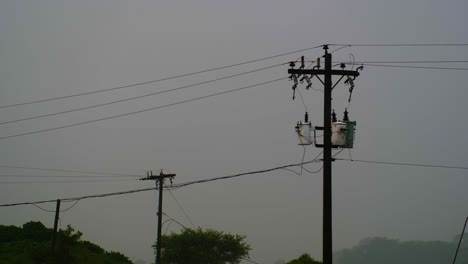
[334,237,463,264]
[154,227,251,264]
[0,221,133,264]
[286,253,321,264]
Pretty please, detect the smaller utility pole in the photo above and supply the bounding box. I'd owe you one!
[453,217,468,264]
[51,199,61,253]
[140,170,176,264]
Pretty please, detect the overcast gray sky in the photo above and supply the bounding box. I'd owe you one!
[1,1,468,263]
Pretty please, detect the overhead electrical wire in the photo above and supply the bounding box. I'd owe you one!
[0,175,139,178]
[2,156,468,207]
[328,43,468,47]
[0,63,284,126]
[0,78,286,140]
[0,157,323,207]
[336,158,468,170]
[355,63,468,71]
[0,179,138,184]
[340,60,468,64]
[165,184,196,228]
[162,212,188,229]
[0,165,140,176]
[0,45,324,109]
[31,200,80,213]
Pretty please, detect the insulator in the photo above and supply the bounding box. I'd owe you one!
[292,83,297,100]
[343,108,349,121]
[304,112,309,123]
[292,74,298,85]
[332,110,337,122]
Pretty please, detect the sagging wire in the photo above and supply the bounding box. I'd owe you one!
[165,183,196,229]
[31,200,80,213]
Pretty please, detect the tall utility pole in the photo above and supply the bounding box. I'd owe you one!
[288,45,360,264]
[140,170,176,264]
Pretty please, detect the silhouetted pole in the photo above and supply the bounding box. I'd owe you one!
[288,45,360,264]
[323,48,333,264]
[156,176,164,264]
[51,199,61,252]
[140,170,175,264]
[453,217,468,264]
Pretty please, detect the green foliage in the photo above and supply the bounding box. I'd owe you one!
[0,221,133,264]
[154,227,251,264]
[286,253,321,264]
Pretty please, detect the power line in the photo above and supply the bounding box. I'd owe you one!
[31,200,80,213]
[0,78,286,140]
[242,258,261,264]
[169,157,323,190]
[358,63,468,71]
[0,46,323,109]
[0,165,140,176]
[162,212,188,229]
[0,64,284,126]
[342,60,468,64]
[31,203,56,212]
[165,184,196,228]
[0,179,137,184]
[336,158,468,170]
[59,200,80,212]
[329,43,468,47]
[0,157,322,207]
[0,175,138,178]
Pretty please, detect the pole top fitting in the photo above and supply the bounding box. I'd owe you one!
[323,45,329,54]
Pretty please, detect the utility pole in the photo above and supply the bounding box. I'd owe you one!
[288,45,361,264]
[453,217,468,264]
[51,199,61,253]
[140,170,176,264]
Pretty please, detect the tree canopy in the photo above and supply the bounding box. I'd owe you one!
[286,253,322,264]
[0,221,132,264]
[154,227,251,264]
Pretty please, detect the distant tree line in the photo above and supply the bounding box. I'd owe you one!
[334,236,468,264]
[0,221,132,264]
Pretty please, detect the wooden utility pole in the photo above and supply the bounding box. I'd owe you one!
[140,170,175,264]
[51,199,61,253]
[453,217,468,264]
[288,45,361,264]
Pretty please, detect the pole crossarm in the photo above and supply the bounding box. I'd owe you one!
[140,172,175,185]
[288,69,360,77]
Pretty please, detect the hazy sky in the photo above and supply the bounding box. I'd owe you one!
[1,1,467,263]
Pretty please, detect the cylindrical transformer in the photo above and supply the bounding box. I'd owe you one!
[296,122,312,145]
[331,122,347,146]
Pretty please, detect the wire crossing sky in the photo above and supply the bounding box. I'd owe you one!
[2,2,468,263]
